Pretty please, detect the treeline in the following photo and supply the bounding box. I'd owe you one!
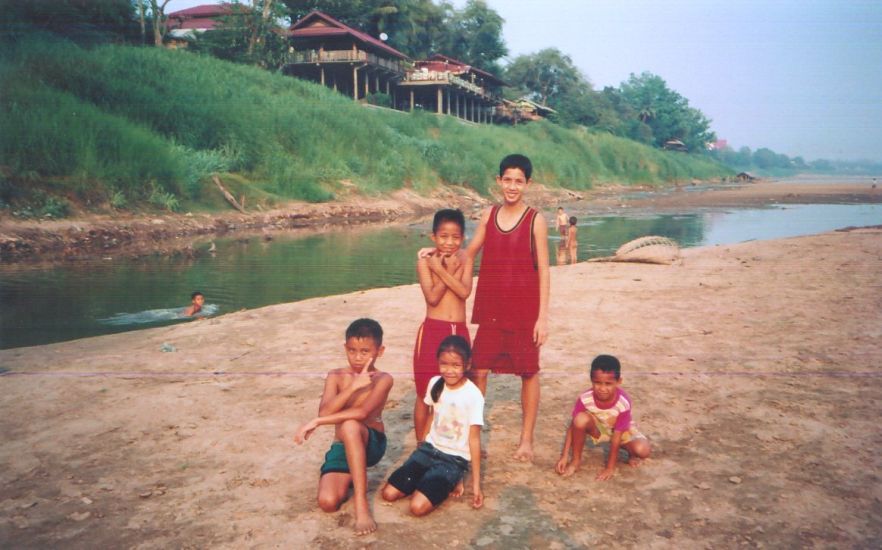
[709,145,882,176]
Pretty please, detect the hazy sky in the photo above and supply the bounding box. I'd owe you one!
[167,0,882,161]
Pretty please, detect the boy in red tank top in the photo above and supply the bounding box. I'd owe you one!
[466,154,550,462]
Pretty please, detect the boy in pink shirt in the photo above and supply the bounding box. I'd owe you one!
[556,354,651,480]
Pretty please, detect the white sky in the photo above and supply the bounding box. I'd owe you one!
[167,0,882,161]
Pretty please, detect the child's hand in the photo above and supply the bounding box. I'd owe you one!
[445,253,461,272]
[472,489,484,509]
[555,456,568,475]
[350,369,374,391]
[532,316,549,347]
[595,467,616,481]
[293,419,318,444]
[417,247,436,259]
[427,253,444,272]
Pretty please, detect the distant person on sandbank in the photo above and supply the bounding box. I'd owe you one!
[556,206,569,241]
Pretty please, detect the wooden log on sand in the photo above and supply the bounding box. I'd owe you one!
[212,174,246,213]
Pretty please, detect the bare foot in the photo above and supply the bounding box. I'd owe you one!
[353,499,376,536]
[353,516,377,536]
[451,479,464,498]
[513,443,534,462]
[562,462,580,477]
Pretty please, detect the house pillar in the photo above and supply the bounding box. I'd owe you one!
[410,89,414,111]
[353,67,358,100]
[320,66,325,86]
[437,88,443,114]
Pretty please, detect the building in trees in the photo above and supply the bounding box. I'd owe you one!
[397,54,506,123]
[284,10,410,103]
[284,11,510,124]
[165,3,249,47]
[496,97,557,125]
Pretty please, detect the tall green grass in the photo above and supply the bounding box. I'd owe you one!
[0,31,730,211]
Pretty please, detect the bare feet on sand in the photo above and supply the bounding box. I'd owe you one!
[353,500,376,536]
[451,479,465,498]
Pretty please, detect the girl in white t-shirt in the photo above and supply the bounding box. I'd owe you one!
[382,335,484,515]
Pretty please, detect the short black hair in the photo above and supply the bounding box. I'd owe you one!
[432,208,465,234]
[499,153,532,180]
[590,354,621,379]
[569,216,577,225]
[345,318,383,346]
[191,291,203,300]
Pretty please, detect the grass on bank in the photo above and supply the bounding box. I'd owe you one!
[0,32,730,217]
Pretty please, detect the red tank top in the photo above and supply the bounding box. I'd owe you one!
[471,205,539,329]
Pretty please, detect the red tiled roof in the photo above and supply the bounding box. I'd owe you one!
[289,10,409,61]
[167,4,240,18]
[166,3,248,31]
[426,53,506,86]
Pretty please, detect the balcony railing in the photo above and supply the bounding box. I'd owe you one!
[401,70,494,98]
[285,49,407,74]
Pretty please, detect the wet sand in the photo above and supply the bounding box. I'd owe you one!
[1,184,881,547]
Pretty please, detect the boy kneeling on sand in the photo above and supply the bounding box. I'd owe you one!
[294,318,393,536]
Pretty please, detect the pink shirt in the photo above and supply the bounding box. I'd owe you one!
[572,388,633,435]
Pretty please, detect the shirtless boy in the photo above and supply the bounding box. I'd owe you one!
[294,318,394,535]
[413,209,473,442]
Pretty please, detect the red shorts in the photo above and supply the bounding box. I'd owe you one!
[413,318,471,398]
[472,325,540,376]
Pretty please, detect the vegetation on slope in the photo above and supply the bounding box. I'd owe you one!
[0,33,729,217]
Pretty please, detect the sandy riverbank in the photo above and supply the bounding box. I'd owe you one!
[2,220,881,547]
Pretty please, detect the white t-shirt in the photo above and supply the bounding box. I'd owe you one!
[424,376,484,460]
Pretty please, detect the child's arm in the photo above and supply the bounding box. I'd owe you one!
[555,422,574,474]
[294,373,393,443]
[427,251,473,300]
[596,430,624,481]
[532,212,551,346]
[417,254,448,306]
[317,369,374,417]
[468,424,483,509]
[465,207,491,260]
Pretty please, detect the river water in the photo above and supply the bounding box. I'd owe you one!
[1,202,880,349]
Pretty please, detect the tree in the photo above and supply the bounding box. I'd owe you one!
[435,0,506,75]
[504,48,586,106]
[191,1,289,70]
[618,72,714,151]
[146,0,171,46]
[1,0,137,43]
[752,147,778,169]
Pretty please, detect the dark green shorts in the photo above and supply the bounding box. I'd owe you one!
[320,427,387,475]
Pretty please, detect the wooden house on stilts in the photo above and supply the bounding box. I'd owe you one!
[284,11,534,126]
[284,10,409,102]
[396,54,505,124]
